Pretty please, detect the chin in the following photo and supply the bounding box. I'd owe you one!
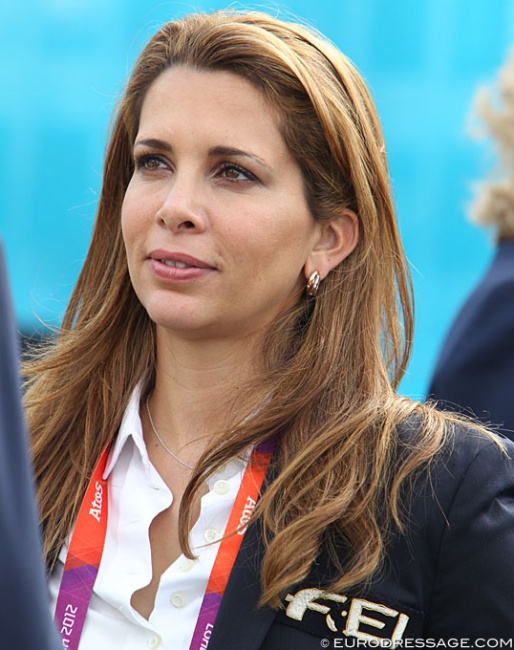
[150,311,216,339]
[143,296,204,330]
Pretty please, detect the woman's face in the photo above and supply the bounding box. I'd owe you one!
[122,66,322,345]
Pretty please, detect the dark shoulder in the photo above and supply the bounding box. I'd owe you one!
[380,413,514,638]
[395,413,514,513]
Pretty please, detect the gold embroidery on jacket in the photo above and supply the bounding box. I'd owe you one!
[285,589,409,642]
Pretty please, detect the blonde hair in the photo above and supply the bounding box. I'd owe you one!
[470,46,514,240]
[26,11,460,607]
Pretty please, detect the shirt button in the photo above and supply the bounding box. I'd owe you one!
[170,592,186,608]
[204,527,221,543]
[179,559,196,572]
[148,635,161,649]
[213,480,230,495]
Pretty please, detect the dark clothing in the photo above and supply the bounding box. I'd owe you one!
[428,240,514,439]
[208,423,514,647]
[0,244,60,648]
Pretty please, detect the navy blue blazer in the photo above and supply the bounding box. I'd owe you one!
[427,240,514,439]
[206,423,514,648]
[0,244,60,649]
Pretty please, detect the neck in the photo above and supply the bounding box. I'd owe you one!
[147,330,259,457]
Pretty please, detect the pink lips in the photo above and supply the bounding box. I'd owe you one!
[147,249,215,282]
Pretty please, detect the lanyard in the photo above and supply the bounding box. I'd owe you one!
[54,446,109,649]
[55,439,274,650]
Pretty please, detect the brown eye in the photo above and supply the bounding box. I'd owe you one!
[134,154,168,171]
[223,166,242,179]
[218,162,257,182]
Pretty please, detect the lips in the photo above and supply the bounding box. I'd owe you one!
[146,249,216,283]
[148,249,215,270]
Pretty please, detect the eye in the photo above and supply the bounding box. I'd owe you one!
[134,153,169,172]
[218,162,258,183]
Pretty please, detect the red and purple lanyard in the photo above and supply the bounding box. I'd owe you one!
[55,439,274,649]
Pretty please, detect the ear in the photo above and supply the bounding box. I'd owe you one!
[304,210,359,281]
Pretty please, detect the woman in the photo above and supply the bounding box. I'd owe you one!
[24,10,514,649]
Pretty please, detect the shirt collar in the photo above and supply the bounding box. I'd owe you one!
[103,383,147,479]
[103,383,251,481]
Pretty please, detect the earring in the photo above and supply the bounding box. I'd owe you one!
[306,270,321,298]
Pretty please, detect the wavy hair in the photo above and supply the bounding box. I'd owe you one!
[25,11,458,607]
[469,46,514,240]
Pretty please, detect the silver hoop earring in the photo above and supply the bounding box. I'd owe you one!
[306,270,321,298]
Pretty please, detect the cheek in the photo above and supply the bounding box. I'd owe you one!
[228,226,279,271]
[253,213,317,265]
[231,227,310,287]
[120,207,133,260]
[120,190,145,253]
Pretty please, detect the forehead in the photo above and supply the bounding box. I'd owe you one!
[138,65,282,141]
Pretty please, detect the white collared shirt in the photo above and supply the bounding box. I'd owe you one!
[48,386,247,650]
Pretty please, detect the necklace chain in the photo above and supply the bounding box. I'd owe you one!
[145,397,195,470]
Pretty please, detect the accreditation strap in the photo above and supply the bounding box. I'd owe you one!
[189,438,274,648]
[54,446,109,649]
[54,438,274,650]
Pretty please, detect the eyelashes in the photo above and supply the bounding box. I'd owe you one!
[132,153,260,184]
[133,153,167,171]
[217,162,258,182]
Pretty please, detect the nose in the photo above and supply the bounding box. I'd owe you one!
[155,174,207,233]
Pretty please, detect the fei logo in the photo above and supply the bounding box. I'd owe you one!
[284,588,409,643]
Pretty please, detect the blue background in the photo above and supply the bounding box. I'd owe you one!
[1,0,513,398]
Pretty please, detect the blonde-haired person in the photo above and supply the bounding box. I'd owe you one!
[24,11,514,649]
[428,46,514,439]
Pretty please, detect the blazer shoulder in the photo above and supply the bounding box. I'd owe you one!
[425,425,514,636]
[388,417,514,637]
[396,416,514,514]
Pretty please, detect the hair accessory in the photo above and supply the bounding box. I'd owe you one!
[306,270,321,297]
[146,397,195,470]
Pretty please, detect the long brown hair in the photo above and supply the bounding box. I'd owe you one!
[25,11,460,607]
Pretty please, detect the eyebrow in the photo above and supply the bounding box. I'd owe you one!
[208,146,271,171]
[134,139,271,171]
[134,138,172,152]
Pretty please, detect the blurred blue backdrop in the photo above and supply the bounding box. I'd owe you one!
[1,0,513,398]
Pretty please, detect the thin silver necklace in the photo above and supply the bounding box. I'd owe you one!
[145,397,195,470]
